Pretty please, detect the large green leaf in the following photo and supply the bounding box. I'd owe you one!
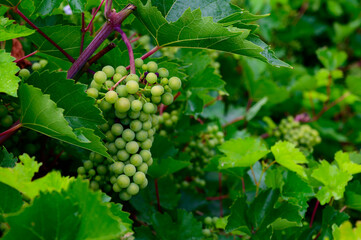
[132,0,290,68]
[148,157,190,178]
[333,221,361,240]
[218,137,269,168]
[345,181,361,212]
[19,83,110,159]
[319,206,349,240]
[0,16,34,41]
[26,71,105,133]
[32,0,86,16]
[334,151,361,175]
[0,50,20,97]
[0,182,23,215]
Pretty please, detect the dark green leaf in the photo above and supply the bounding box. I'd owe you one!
[0,50,20,97]
[316,47,347,70]
[319,206,349,240]
[0,146,17,168]
[0,182,23,215]
[148,157,190,178]
[345,181,361,212]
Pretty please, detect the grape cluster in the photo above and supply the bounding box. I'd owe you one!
[18,59,48,80]
[274,116,321,151]
[78,60,182,200]
[158,110,179,136]
[202,216,220,239]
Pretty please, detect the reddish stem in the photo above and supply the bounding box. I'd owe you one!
[241,177,245,193]
[206,195,229,201]
[115,27,135,74]
[110,75,127,91]
[126,46,161,70]
[129,32,137,40]
[222,116,245,128]
[15,8,75,63]
[80,13,85,54]
[85,0,106,32]
[310,92,350,122]
[104,0,112,18]
[340,205,347,213]
[309,200,319,228]
[87,42,116,66]
[219,172,223,217]
[155,178,161,212]
[14,50,38,63]
[0,121,22,144]
[130,37,140,43]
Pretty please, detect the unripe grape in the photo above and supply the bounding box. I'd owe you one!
[107,143,118,155]
[32,62,41,71]
[130,154,143,167]
[115,97,130,113]
[77,166,86,175]
[160,78,168,85]
[102,65,115,78]
[112,162,125,174]
[116,66,128,76]
[136,130,148,142]
[135,58,144,68]
[110,176,117,184]
[146,158,153,166]
[126,80,139,94]
[104,80,114,89]
[117,174,130,188]
[140,178,148,189]
[120,118,131,125]
[88,169,96,176]
[128,111,140,119]
[169,77,181,90]
[139,112,150,122]
[94,71,107,84]
[130,120,142,132]
[133,171,146,185]
[90,181,99,190]
[127,94,136,102]
[158,68,169,78]
[116,85,128,97]
[204,217,213,225]
[151,85,164,96]
[146,72,157,84]
[19,69,30,79]
[143,102,155,114]
[127,183,139,195]
[39,59,48,68]
[147,61,158,72]
[113,183,121,192]
[162,93,174,105]
[131,100,143,112]
[202,229,211,237]
[1,115,13,128]
[90,80,102,90]
[99,100,112,112]
[141,139,152,150]
[97,165,107,175]
[113,73,122,83]
[138,163,148,173]
[105,130,115,142]
[124,164,136,176]
[115,137,126,149]
[111,123,123,136]
[126,74,139,83]
[142,121,152,131]
[105,91,118,104]
[142,64,148,71]
[87,88,99,98]
[119,191,132,200]
[117,149,130,161]
[115,111,127,119]
[151,96,161,104]
[122,129,135,142]
[125,141,139,154]
[140,150,151,162]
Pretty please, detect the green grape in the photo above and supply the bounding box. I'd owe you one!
[99,100,112,112]
[151,96,161,104]
[113,183,121,192]
[126,74,139,83]
[105,91,118,104]
[116,66,128,76]
[147,61,158,72]
[116,85,128,97]
[19,69,30,78]
[115,97,130,113]
[140,150,151,162]
[97,165,107,175]
[135,58,144,68]
[117,149,130,161]
[160,78,168,85]
[113,73,122,83]
[126,80,139,94]
[147,129,155,137]
[140,178,148,189]
[102,65,115,78]
[130,154,143,166]
[125,141,139,154]
[138,163,148,173]
[90,181,99,190]
[39,59,48,68]
[121,117,131,125]
[169,77,182,90]
[204,217,213,225]
[136,130,148,142]
[119,191,132,200]
[142,64,148,71]
[117,174,130,188]
[140,139,152,150]
[111,123,124,136]
[1,115,13,128]
[139,112,150,122]
[107,143,118,155]
[162,93,174,105]
[127,94,136,102]
[90,80,102,90]
[158,68,169,78]
[151,85,164,96]
[105,80,114,89]
[128,111,140,119]
[122,129,135,142]
[146,72,157,84]
[94,71,107,84]
[115,137,126,149]
[105,130,115,142]
[88,169,96,176]
[32,62,41,71]
[87,88,99,98]
[127,183,139,195]
[202,229,211,237]
[77,166,86,175]
[124,164,136,176]
[143,103,155,114]
[133,171,146,185]
[146,158,153,166]
[142,120,152,130]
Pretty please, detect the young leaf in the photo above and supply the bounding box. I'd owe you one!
[0,146,17,168]
[311,160,352,205]
[335,151,361,175]
[316,47,347,70]
[333,221,361,240]
[271,141,308,179]
[218,137,269,168]
[0,16,35,41]
[0,50,20,97]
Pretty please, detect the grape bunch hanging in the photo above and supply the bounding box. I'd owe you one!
[78,59,182,200]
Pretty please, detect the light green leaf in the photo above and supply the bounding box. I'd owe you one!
[335,151,361,175]
[0,16,34,41]
[218,137,269,168]
[271,141,308,179]
[333,221,361,240]
[246,97,267,121]
[316,47,347,70]
[312,160,352,205]
[346,75,361,97]
[0,50,20,97]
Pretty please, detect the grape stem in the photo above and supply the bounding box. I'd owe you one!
[110,75,127,91]
[14,50,38,63]
[0,121,22,144]
[155,178,162,212]
[125,46,161,70]
[14,8,75,63]
[115,27,136,74]
[85,0,106,32]
[309,200,319,228]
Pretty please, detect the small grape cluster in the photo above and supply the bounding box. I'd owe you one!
[158,110,179,136]
[78,60,182,200]
[18,59,48,80]
[274,116,321,151]
[0,103,17,130]
[202,216,220,239]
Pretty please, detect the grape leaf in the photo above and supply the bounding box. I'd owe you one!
[0,50,20,97]
[316,47,347,70]
[108,203,133,236]
[311,160,352,205]
[271,141,308,179]
[218,137,269,168]
[151,209,203,240]
[148,157,190,178]
[335,151,361,175]
[333,221,361,240]
[19,83,110,159]
[32,0,86,16]
[0,0,18,7]
[0,146,17,168]
[26,71,106,133]
[245,97,268,121]
[132,0,290,68]
[225,196,251,234]
[0,16,35,41]
[346,75,361,98]
[0,182,23,215]
[345,181,361,212]
[319,206,349,240]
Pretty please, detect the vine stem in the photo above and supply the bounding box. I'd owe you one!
[219,172,223,217]
[155,178,162,212]
[222,116,245,128]
[87,43,116,66]
[115,27,136,74]
[85,0,106,32]
[206,195,229,201]
[14,50,38,63]
[110,75,127,91]
[309,200,319,228]
[0,121,22,144]
[125,46,161,70]
[14,8,75,63]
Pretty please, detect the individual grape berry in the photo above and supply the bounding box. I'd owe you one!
[111,123,124,136]
[140,178,148,189]
[204,217,213,225]
[107,143,118,154]
[131,100,143,112]
[142,120,152,130]
[140,150,151,162]
[117,174,130,188]
[102,65,115,78]
[119,191,132,201]
[19,69,30,79]
[77,166,86,175]
[117,150,130,161]
[160,78,168,85]
[128,111,140,119]
[202,229,211,237]
[112,162,125,175]
[105,130,115,142]
[115,97,130,113]
[136,130,148,142]
[105,90,118,104]
[146,72,157,84]
[116,85,128,97]
[126,74,139,83]
[127,183,139,195]
[99,100,112,112]
[141,139,152,150]
[90,181,100,190]
[113,183,121,192]
[151,85,164,96]
[135,58,144,68]
[90,80,102,90]
[88,169,96,176]
[147,61,158,72]
[151,96,161,104]
[122,129,135,142]
[125,141,139,154]
[115,137,126,149]
[97,165,107,175]
[130,154,143,166]
[161,93,174,105]
[32,62,41,71]
[146,158,153,166]
[127,94,136,102]
[126,80,139,94]
[39,59,48,68]
[116,66,128,76]
[139,112,150,122]
[138,163,148,173]
[113,73,122,83]
[1,115,13,128]
[105,80,114,89]
[87,88,99,98]
[143,102,155,114]
[94,71,107,84]
[124,164,136,176]
[158,68,169,78]
[130,120,142,132]
[133,171,146,185]
[169,77,182,90]
[142,64,148,71]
